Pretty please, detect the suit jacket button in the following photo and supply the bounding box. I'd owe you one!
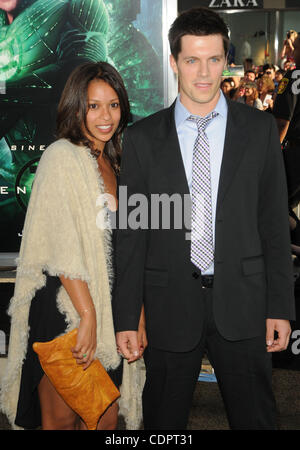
[192,272,199,279]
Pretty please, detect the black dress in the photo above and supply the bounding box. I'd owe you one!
[15,271,123,429]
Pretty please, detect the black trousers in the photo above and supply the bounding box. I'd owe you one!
[142,288,277,430]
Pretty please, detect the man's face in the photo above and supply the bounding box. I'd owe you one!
[0,0,19,12]
[245,72,256,82]
[293,37,300,67]
[170,34,226,115]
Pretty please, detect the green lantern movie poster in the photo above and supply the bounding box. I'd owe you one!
[0,0,164,253]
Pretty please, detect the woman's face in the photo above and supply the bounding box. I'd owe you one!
[244,86,253,97]
[221,82,231,94]
[0,0,19,12]
[84,79,121,151]
[238,85,245,96]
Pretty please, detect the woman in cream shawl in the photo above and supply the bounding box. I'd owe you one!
[0,62,146,430]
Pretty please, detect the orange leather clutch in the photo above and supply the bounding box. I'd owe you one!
[33,328,120,430]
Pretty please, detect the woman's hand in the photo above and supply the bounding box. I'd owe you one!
[137,305,148,357]
[72,309,97,370]
[137,324,148,358]
[59,276,97,370]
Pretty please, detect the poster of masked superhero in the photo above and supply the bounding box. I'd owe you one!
[0,0,164,253]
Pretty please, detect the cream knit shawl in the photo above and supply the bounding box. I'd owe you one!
[0,139,145,430]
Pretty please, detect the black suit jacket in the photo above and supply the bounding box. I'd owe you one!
[113,99,295,352]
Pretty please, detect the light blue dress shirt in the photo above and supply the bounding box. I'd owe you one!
[174,90,228,275]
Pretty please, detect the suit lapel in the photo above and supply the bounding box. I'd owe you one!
[158,102,190,197]
[216,99,248,213]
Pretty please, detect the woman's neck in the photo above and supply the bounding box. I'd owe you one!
[96,147,105,162]
[259,92,266,101]
[6,12,14,24]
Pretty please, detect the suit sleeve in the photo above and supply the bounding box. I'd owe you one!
[112,128,148,331]
[258,114,295,320]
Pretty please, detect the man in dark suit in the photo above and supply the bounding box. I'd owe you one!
[113,7,295,430]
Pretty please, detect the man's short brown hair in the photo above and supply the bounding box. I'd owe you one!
[168,7,230,61]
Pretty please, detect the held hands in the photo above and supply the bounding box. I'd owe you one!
[116,331,140,363]
[266,319,291,352]
[72,309,97,370]
[116,306,148,363]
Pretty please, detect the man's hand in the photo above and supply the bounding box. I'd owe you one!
[266,319,291,352]
[116,331,140,363]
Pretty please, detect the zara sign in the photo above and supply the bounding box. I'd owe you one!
[208,0,261,7]
[178,0,263,11]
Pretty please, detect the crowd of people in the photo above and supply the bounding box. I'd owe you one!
[222,33,300,219]
[221,54,297,112]
[226,40,300,276]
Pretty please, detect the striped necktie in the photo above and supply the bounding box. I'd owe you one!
[188,112,218,272]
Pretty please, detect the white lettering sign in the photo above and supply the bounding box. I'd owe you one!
[0,186,8,195]
[16,186,27,195]
[209,0,258,7]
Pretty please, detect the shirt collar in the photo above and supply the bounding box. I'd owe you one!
[174,90,228,128]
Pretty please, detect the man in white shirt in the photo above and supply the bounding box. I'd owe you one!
[114,7,295,430]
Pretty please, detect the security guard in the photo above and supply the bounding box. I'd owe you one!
[273,36,300,207]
